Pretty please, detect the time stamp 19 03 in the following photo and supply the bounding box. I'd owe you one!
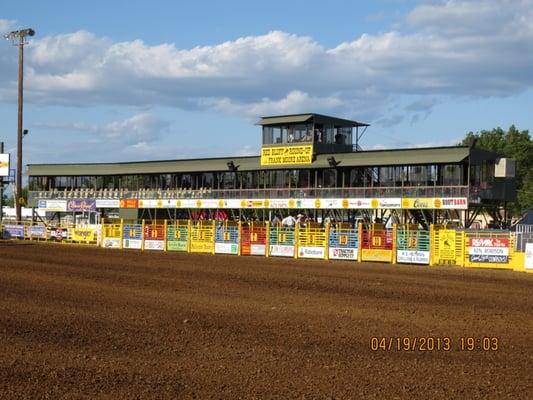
[370,337,500,352]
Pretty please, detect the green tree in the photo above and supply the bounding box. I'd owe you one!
[461,125,533,213]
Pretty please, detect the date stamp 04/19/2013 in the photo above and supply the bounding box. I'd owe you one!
[370,337,500,352]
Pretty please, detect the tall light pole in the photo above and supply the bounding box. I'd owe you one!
[4,28,35,222]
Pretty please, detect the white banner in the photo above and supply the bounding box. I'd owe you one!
[468,247,510,256]
[95,199,120,208]
[250,244,266,256]
[122,239,142,249]
[144,240,165,250]
[38,199,67,212]
[525,243,533,270]
[215,242,239,254]
[102,238,120,248]
[397,250,430,264]
[298,246,325,259]
[0,153,9,177]
[328,247,357,260]
[269,244,295,257]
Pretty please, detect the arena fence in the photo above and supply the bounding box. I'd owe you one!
[215,221,240,255]
[143,220,166,251]
[328,223,358,261]
[101,220,123,248]
[123,222,143,249]
[190,220,215,254]
[241,221,268,256]
[1,220,531,273]
[297,224,328,259]
[360,223,395,263]
[396,225,430,265]
[268,225,296,257]
[167,220,190,252]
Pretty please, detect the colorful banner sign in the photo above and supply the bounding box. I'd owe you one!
[361,249,392,262]
[102,238,121,248]
[67,199,96,212]
[25,225,48,239]
[468,237,510,263]
[250,244,266,256]
[144,240,165,250]
[0,153,9,177]
[437,230,457,261]
[119,199,138,209]
[71,228,96,242]
[167,241,188,251]
[402,197,468,210]
[260,145,313,166]
[3,224,24,238]
[328,247,357,260]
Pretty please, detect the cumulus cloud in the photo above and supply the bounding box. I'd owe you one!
[1,0,533,125]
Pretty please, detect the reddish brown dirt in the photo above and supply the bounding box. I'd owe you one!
[1,242,532,399]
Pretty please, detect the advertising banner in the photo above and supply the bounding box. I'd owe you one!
[25,225,48,239]
[102,238,121,248]
[298,246,325,259]
[144,240,165,250]
[397,250,430,264]
[215,242,239,255]
[328,247,357,260]
[71,228,96,243]
[38,199,67,212]
[96,199,120,208]
[167,240,188,251]
[250,244,266,256]
[0,153,9,177]
[361,249,393,262]
[437,230,457,261]
[3,224,24,238]
[269,244,295,257]
[119,199,138,209]
[525,243,533,270]
[439,197,468,209]
[261,145,313,166]
[190,241,213,253]
[67,199,96,212]
[123,239,142,249]
[468,237,510,263]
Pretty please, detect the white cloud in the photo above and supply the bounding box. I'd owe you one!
[1,0,532,126]
[0,19,16,33]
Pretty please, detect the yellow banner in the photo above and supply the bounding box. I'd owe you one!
[71,228,96,242]
[361,249,393,262]
[260,145,313,166]
[437,230,456,261]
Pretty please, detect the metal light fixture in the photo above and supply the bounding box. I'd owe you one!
[4,27,35,221]
[327,156,340,168]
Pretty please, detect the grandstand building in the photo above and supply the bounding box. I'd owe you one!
[27,113,516,227]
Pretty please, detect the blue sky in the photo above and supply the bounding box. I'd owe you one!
[1,0,533,181]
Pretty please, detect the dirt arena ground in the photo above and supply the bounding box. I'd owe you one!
[1,242,532,399]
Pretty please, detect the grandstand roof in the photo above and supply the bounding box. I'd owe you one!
[256,113,369,127]
[27,145,470,176]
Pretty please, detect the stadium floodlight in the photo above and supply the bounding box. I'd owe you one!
[227,161,239,172]
[327,156,340,168]
[4,27,35,222]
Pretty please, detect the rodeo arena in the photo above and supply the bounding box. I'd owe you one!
[1,113,532,271]
[3,112,533,398]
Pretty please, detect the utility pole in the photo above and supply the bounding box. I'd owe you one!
[4,28,35,222]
